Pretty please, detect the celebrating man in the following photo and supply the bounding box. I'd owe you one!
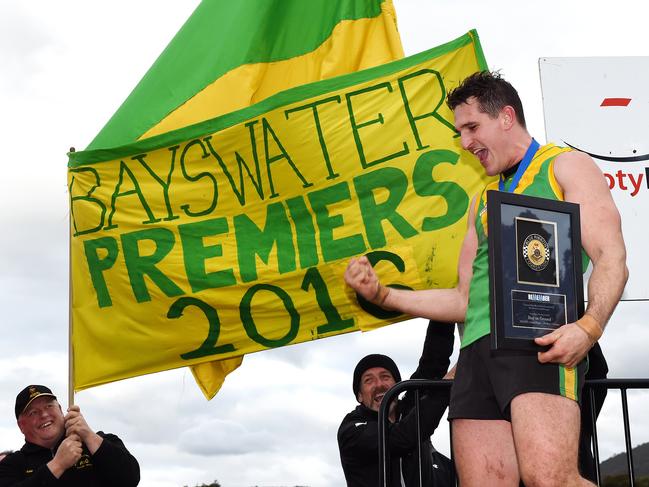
[345,71,627,486]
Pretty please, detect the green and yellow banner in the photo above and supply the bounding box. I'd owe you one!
[84,0,405,397]
[87,0,404,151]
[68,30,490,396]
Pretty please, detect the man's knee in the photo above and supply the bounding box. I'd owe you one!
[453,419,520,487]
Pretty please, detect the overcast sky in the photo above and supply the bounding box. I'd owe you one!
[1,1,648,486]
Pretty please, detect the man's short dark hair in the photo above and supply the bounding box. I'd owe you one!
[447,71,526,128]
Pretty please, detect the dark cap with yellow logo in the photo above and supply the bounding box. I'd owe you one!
[15,385,57,419]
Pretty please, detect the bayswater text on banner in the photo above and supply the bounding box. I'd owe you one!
[67,30,490,392]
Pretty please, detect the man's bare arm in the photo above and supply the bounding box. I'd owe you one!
[344,197,479,323]
[536,151,628,366]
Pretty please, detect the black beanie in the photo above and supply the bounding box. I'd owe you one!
[352,354,401,398]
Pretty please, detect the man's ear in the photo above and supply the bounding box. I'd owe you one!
[357,393,363,403]
[17,417,26,435]
[501,105,516,130]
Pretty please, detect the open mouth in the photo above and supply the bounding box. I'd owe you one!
[473,148,488,164]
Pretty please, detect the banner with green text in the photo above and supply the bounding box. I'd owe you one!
[68,30,490,392]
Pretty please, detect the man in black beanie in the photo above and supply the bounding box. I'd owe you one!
[337,321,455,487]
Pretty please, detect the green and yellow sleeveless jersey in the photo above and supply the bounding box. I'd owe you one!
[462,143,589,348]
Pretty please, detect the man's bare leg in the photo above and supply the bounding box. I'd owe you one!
[452,419,519,487]
[511,392,594,487]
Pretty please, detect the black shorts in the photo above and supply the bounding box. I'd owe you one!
[448,335,587,421]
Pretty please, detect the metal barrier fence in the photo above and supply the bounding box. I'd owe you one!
[378,378,649,487]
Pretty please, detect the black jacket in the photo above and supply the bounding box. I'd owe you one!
[0,432,140,487]
[338,322,454,487]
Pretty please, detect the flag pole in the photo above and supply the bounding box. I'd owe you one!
[68,147,75,408]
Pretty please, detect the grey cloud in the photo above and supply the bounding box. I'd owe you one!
[0,3,55,92]
[178,418,275,456]
[600,302,649,377]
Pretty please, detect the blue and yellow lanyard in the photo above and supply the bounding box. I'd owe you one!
[498,138,540,193]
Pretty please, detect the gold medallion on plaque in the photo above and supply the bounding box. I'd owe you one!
[522,234,550,271]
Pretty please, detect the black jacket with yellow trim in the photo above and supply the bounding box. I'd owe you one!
[0,431,140,487]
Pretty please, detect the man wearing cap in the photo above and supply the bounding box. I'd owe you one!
[0,385,140,486]
[337,321,455,487]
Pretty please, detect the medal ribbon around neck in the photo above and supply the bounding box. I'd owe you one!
[499,138,540,192]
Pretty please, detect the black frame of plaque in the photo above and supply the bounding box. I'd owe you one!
[487,191,584,351]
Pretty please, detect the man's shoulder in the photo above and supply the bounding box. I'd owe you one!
[17,442,50,459]
[0,448,26,468]
[0,443,47,478]
[337,405,380,452]
[339,406,375,431]
[554,148,591,163]
[553,149,602,192]
[340,406,368,423]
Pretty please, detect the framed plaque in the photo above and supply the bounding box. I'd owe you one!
[487,191,584,351]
